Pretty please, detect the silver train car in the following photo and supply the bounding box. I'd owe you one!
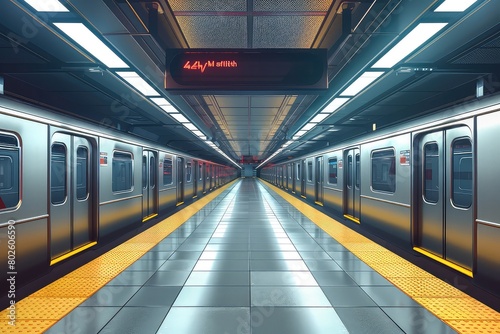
[0,96,238,297]
[261,93,500,296]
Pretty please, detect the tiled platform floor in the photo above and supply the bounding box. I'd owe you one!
[45,179,456,333]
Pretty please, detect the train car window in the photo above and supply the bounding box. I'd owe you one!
[424,143,439,203]
[150,156,155,187]
[0,133,20,210]
[328,158,338,184]
[307,162,313,182]
[297,164,301,180]
[452,138,472,208]
[76,147,88,200]
[112,151,133,192]
[347,155,353,187]
[142,156,147,189]
[288,164,292,180]
[355,154,360,189]
[163,158,173,185]
[51,143,67,204]
[371,149,395,193]
[186,162,192,182]
[199,163,203,181]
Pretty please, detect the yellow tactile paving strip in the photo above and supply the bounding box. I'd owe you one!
[0,180,237,333]
[261,180,500,334]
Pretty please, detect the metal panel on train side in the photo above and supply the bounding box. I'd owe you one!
[359,134,411,243]
[476,111,500,286]
[323,150,343,213]
[158,152,176,212]
[0,113,48,293]
[184,157,194,199]
[98,137,142,237]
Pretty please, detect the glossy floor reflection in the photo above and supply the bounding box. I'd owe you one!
[47,179,456,334]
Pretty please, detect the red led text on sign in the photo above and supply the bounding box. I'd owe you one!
[183,60,238,73]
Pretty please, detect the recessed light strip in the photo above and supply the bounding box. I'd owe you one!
[24,0,69,12]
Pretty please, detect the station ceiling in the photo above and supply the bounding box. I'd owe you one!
[0,0,499,167]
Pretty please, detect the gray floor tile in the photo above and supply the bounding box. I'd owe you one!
[250,307,348,334]
[80,286,139,306]
[193,259,249,271]
[250,251,302,260]
[251,287,331,306]
[167,251,202,260]
[125,286,182,307]
[312,271,358,286]
[98,307,169,334]
[199,250,249,260]
[251,271,318,286]
[107,271,155,286]
[383,307,458,334]
[348,271,392,286]
[157,307,250,334]
[298,251,332,260]
[185,271,249,286]
[322,286,377,307]
[362,286,421,307]
[173,286,250,306]
[145,271,191,286]
[139,251,173,261]
[303,259,343,271]
[336,307,405,334]
[158,259,197,271]
[45,306,120,334]
[336,259,374,271]
[250,259,309,271]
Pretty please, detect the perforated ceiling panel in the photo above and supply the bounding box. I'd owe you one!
[253,0,333,11]
[168,0,246,12]
[253,16,324,48]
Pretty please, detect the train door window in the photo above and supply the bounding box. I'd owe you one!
[424,143,439,203]
[0,133,20,210]
[186,162,192,182]
[142,156,147,188]
[199,163,203,181]
[149,155,156,188]
[347,155,353,187]
[328,157,338,184]
[76,147,89,200]
[163,158,173,185]
[371,149,396,193]
[297,163,301,180]
[452,138,472,208]
[307,161,313,182]
[355,154,360,189]
[112,151,133,192]
[51,143,67,205]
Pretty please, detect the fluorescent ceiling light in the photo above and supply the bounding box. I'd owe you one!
[184,123,198,131]
[340,71,385,96]
[170,113,189,123]
[116,71,159,96]
[434,0,477,12]
[371,23,447,68]
[310,113,330,123]
[322,98,350,113]
[150,98,178,113]
[295,130,307,137]
[25,0,69,12]
[192,130,205,138]
[300,123,316,131]
[53,23,128,68]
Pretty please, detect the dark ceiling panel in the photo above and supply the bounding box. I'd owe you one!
[176,16,247,48]
[253,0,333,11]
[253,16,324,48]
[9,73,94,92]
[168,0,246,12]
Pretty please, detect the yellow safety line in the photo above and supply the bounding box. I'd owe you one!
[49,242,98,266]
[259,179,500,334]
[413,247,473,278]
[0,179,239,334]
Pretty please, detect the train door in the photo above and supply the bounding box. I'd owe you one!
[193,161,199,198]
[300,160,306,198]
[415,127,473,272]
[292,162,296,193]
[142,150,158,222]
[344,148,361,223]
[315,156,323,205]
[176,157,185,205]
[50,133,95,262]
[202,163,207,194]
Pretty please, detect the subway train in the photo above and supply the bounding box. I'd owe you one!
[260,92,500,297]
[0,96,238,298]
